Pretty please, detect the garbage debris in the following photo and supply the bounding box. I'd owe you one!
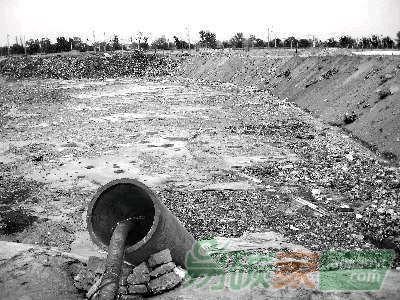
[0,51,178,79]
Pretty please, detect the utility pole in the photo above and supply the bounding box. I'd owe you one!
[103,32,106,51]
[7,34,10,56]
[93,31,96,53]
[267,28,270,47]
[23,36,27,55]
[186,26,191,51]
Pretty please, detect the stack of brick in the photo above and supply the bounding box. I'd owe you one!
[121,249,184,299]
[74,249,186,299]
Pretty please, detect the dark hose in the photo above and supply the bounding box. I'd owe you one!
[97,218,139,300]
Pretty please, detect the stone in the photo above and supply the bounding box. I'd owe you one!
[127,262,150,285]
[119,295,143,300]
[87,256,106,274]
[73,268,97,291]
[119,263,133,286]
[150,262,176,278]
[148,272,182,294]
[128,284,148,294]
[147,249,172,268]
[173,266,187,280]
[119,285,128,295]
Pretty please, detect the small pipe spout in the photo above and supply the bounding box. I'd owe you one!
[97,218,138,300]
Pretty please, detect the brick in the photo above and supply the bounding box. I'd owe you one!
[119,285,128,295]
[148,272,182,294]
[147,249,172,268]
[127,262,150,284]
[119,295,143,300]
[119,263,133,286]
[128,284,148,294]
[150,262,176,278]
[87,256,106,274]
[73,268,97,291]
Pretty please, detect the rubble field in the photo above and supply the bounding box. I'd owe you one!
[0,52,399,299]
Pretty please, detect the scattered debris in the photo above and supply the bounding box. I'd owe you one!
[344,111,358,124]
[0,52,177,79]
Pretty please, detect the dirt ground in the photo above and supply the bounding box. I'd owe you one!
[0,56,399,298]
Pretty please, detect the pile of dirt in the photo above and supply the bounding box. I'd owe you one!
[0,51,177,79]
[177,53,400,160]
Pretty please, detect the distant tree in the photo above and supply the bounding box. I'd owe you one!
[230,32,245,48]
[151,36,169,50]
[199,30,217,48]
[26,39,40,54]
[112,35,121,50]
[55,37,70,52]
[298,39,311,48]
[271,38,283,47]
[140,36,149,50]
[246,35,256,48]
[325,37,338,47]
[397,31,400,48]
[370,35,381,48]
[222,40,231,48]
[10,43,25,55]
[361,37,371,49]
[0,46,9,56]
[254,38,265,47]
[173,36,188,49]
[283,37,297,48]
[381,36,394,48]
[68,37,85,51]
[339,35,356,48]
[40,38,53,53]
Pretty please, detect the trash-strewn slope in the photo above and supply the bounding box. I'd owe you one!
[178,52,400,160]
[0,51,177,79]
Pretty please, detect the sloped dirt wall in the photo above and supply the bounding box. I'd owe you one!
[178,53,400,159]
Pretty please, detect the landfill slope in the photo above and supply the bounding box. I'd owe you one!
[0,51,177,79]
[178,53,400,160]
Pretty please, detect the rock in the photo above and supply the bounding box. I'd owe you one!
[128,284,148,294]
[150,262,176,278]
[119,263,133,286]
[148,272,182,294]
[119,285,128,295]
[377,87,391,99]
[74,268,97,291]
[87,256,106,274]
[127,262,150,285]
[148,249,172,268]
[119,295,143,300]
[173,266,187,280]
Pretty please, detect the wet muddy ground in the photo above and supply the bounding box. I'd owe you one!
[0,76,399,267]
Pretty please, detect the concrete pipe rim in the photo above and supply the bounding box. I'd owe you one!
[86,178,161,253]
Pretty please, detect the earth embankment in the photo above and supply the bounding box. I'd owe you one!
[178,52,400,160]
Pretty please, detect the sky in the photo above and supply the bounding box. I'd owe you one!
[0,0,399,45]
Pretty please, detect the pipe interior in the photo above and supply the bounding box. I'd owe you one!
[91,183,155,247]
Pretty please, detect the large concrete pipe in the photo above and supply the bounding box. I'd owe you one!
[87,178,196,268]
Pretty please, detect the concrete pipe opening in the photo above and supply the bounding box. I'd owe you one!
[87,179,160,252]
[87,178,196,267]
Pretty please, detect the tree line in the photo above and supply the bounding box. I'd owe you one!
[1,31,400,56]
